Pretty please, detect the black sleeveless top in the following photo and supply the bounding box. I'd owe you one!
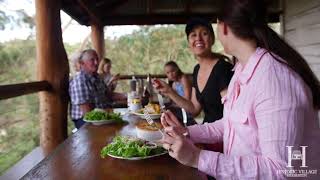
[192,59,234,123]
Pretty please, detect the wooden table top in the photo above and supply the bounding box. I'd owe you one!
[22,112,207,180]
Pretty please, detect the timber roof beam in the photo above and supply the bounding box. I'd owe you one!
[61,0,282,26]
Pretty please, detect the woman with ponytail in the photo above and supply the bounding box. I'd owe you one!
[159,0,320,179]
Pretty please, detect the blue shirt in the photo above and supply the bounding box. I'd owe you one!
[69,70,111,119]
[174,82,185,97]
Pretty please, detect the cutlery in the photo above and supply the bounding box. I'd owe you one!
[153,79,166,113]
[157,93,165,113]
[181,108,187,127]
[143,108,165,136]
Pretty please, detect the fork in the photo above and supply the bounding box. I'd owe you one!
[143,108,165,136]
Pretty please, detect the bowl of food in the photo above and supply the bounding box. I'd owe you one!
[83,109,122,125]
[135,121,163,141]
[131,103,161,119]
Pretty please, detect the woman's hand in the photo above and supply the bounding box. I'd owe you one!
[110,73,120,83]
[160,110,200,168]
[161,127,200,168]
[161,110,187,135]
[152,79,174,96]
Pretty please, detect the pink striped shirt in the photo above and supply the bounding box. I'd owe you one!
[188,48,320,179]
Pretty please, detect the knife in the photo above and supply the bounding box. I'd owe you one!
[157,93,165,113]
[181,108,187,127]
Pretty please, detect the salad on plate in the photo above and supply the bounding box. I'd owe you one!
[83,109,123,125]
[100,135,166,160]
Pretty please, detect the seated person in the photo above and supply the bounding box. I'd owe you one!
[98,58,119,91]
[69,51,81,76]
[164,61,191,101]
[97,58,126,102]
[153,18,234,126]
[69,49,111,129]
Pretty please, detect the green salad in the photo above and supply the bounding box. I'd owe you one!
[101,136,165,158]
[84,110,122,122]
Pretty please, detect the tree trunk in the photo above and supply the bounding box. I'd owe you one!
[35,0,69,156]
[91,23,105,61]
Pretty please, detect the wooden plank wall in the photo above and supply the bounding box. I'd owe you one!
[284,0,320,78]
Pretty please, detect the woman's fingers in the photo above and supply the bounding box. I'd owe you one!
[161,110,180,128]
[164,126,183,139]
[152,79,171,94]
[160,131,176,144]
[161,113,170,128]
[162,142,171,151]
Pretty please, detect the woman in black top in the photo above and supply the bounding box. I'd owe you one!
[193,60,233,123]
[154,18,233,124]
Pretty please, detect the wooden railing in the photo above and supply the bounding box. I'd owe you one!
[0,81,52,100]
[0,73,191,100]
[118,73,192,80]
[118,74,167,80]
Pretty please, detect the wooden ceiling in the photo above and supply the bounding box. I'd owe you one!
[61,0,282,26]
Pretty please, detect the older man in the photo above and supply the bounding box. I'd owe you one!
[69,49,111,128]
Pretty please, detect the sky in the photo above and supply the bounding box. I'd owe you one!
[0,0,139,44]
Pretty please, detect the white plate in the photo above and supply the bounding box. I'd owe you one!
[130,111,161,120]
[83,119,116,126]
[107,151,167,160]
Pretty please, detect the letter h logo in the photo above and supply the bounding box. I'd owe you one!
[286,146,308,168]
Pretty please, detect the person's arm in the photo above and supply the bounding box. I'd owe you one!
[170,87,202,116]
[187,118,225,144]
[80,103,94,114]
[155,79,202,116]
[181,75,192,100]
[107,74,119,91]
[70,77,95,117]
[219,88,228,98]
[160,110,224,144]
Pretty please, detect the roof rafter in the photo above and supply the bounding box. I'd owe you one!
[77,0,102,25]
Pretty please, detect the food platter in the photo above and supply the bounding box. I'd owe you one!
[107,151,167,160]
[130,103,162,119]
[100,136,167,161]
[83,119,116,126]
[130,111,161,120]
[83,109,123,126]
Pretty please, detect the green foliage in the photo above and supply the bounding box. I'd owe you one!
[14,9,35,29]
[105,25,197,76]
[0,0,35,31]
[0,94,39,175]
[0,10,10,30]
[0,40,36,84]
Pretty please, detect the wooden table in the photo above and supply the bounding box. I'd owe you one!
[22,112,207,180]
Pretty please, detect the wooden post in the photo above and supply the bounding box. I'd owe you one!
[35,0,69,155]
[91,22,105,60]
